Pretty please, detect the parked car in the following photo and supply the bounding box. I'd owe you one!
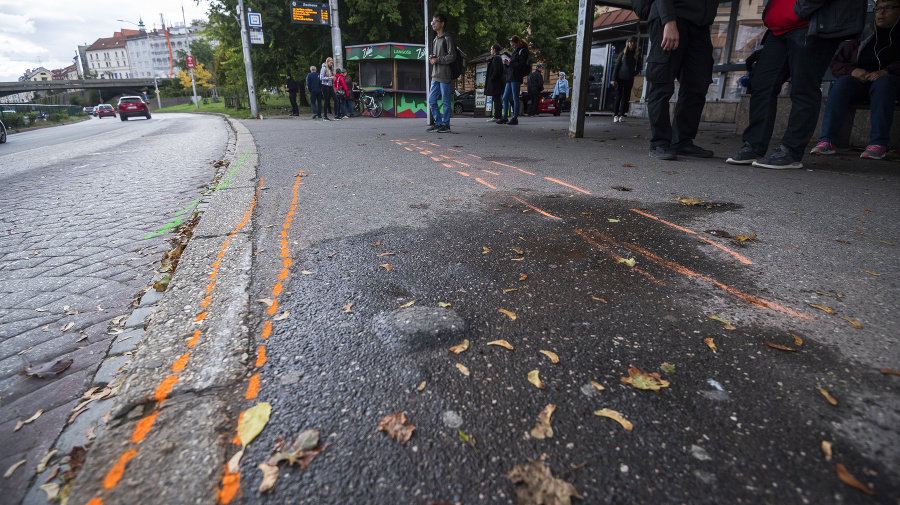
[0,118,6,144]
[453,90,476,114]
[83,106,94,115]
[117,96,151,121]
[95,104,116,118]
[519,90,571,116]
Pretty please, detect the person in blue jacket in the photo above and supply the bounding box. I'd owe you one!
[551,71,569,117]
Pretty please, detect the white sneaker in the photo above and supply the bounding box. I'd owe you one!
[619,116,625,123]
[613,116,619,123]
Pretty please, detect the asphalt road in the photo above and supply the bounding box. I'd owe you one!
[0,113,230,505]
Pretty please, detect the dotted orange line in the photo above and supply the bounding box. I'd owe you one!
[629,209,753,265]
[544,177,591,195]
[574,229,665,285]
[475,178,497,189]
[512,196,563,220]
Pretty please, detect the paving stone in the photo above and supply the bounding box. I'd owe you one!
[92,355,131,386]
[108,330,142,355]
[123,306,156,329]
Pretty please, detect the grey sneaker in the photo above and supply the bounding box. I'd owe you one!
[426,125,439,132]
[649,145,677,161]
[437,125,451,133]
[726,143,762,165]
[673,142,714,158]
[752,146,803,169]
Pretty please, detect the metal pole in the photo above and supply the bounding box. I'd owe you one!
[424,0,431,125]
[155,76,162,109]
[568,0,594,137]
[237,0,259,117]
[183,4,200,108]
[329,0,343,70]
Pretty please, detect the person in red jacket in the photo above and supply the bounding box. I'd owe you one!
[811,0,900,159]
[333,69,350,120]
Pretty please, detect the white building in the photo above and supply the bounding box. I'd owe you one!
[85,30,138,79]
[124,19,206,79]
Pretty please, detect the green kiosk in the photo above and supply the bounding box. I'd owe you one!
[344,42,428,118]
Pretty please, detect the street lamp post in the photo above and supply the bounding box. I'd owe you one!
[119,19,163,109]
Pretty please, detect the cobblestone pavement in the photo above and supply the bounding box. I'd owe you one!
[0,114,232,505]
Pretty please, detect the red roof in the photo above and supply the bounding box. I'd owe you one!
[87,30,140,51]
[593,9,639,29]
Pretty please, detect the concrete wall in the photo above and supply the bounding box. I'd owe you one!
[629,100,738,124]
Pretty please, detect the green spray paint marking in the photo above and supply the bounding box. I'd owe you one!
[143,153,251,239]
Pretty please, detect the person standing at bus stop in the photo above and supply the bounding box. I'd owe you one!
[307,65,322,119]
[286,72,299,116]
[320,57,336,121]
[610,36,639,123]
[427,13,457,133]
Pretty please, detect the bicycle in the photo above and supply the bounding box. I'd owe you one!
[353,89,385,118]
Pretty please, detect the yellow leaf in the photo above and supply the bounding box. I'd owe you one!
[530,404,556,439]
[809,304,836,314]
[273,311,290,321]
[527,370,546,389]
[704,337,717,352]
[456,363,470,376]
[621,366,670,392]
[539,350,559,363]
[821,440,833,461]
[594,408,633,431]
[438,302,451,308]
[380,264,393,271]
[417,381,426,391]
[237,402,271,448]
[227,448,244,474]
[519,273,528,281]
[733,234,757,242]
[678,197,701,206]
[258,463,280,493]
[399,300,415,308]
[449,339,470,354]
[861,269,880,276]
[590,380,605,391]
[256,298,274,307]
[499,309,517,320]
[483,247,490,254]
[707,314,736,330]
[820,388,838,405]
[841,317,862,329]
[503,288,518,293]
[510,257,525,261]
[617,257,636,267]
[765,340,796,352]
[488,340,514,350]
[3,459,27,478]
[792,334,804,346]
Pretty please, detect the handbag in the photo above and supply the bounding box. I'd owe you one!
[335,88,346,97]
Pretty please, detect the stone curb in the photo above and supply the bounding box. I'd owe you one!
[66,117,258,505]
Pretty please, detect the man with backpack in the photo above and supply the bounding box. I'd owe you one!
[427,13,457,133]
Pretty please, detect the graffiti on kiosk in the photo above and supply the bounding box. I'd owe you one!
[363,46,373,58]
[417,48,427,59]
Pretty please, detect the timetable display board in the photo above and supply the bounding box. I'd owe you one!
[290,1,330,25]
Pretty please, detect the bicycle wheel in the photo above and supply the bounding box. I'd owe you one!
[371,99,383,118]
[353,98,362,115]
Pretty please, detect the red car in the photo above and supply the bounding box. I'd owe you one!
[95,104,116,118]
[117,96,151,121]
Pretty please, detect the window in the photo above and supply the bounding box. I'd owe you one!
[360,60,393,89]
[396,60,425,91]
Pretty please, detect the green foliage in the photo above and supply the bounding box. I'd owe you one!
[2,113,25,128]
[175,37,217,69]
[24,111,39,124]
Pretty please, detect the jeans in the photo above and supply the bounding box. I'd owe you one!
[429,80,452,126]
[502,82,521,119]
[310,91,323,117]
[646,18,713,149]
[819,74,900,147]
[335,95,345,118]
[741,27,842,159]
[614,78,634,116]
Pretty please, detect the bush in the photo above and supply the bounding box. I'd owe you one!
[2,113,25,128]
[25,111,39,124]
[49,113,65,122]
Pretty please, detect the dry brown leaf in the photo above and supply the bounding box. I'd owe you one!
[590,380,605,391]
[820,388,838,405]
[621,366,669,392]
[707,314,736,330]
[510,257,525,261]
[380,264,393,272]
[527,370,546,389]
[68,407,89,424]
[343,303,354,313]
[398,300,415,308]
[499,309,517,320]
[370,241,382,247]
[75,335,87,343]
[505,460,583,505]
[417,381,426,391]
[38,483,59,501]
[483,247,490,254]
[704,337,717,352]
[841,317,862,329]
[530,404,556,439]
[539,350,560,364]
[14,409,43,432]
[594,408,633,431]
[26,359,73,379]
[377,252,395,257]
[792,334,804,346]
[378,412,416,445]
[822,440,833,461]
[861,269,880,276]
[488,340,514,350]
[765,340,797,352]
[258,463,279,493]
[227,449,244,474]
[36,450,56,473]
[591,296,608,303]
[503,288,518,293]
[809,304,836,314]
[881,368,900,376]
[257,298,275,307]
[449,339,470,354]
[835,463,875,495]
[300,270,314,275]
[456,363,470,376]
[61,322,74,332]
[273,311,290,321]
[519,273,528,281]
[3,460,26,478]
[85,425,96,440]
[512,248,524,255]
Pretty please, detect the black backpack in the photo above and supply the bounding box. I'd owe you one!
[443,36,465,80]
[631,0,655,21]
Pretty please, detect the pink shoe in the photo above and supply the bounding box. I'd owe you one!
[809,141,835,155]
[860,145,887,160]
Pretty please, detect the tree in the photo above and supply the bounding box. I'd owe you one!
[178,63,215,88]
[175,37,217,70]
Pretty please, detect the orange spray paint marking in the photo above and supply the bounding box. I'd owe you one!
[452,160,470,167]
[512,197,563,220]
[272,283,283,296]
[221,240,231,249]
[217,250,226,258]
[201,296,212,307]
[245,373,261,399]
[195,312,208,324]
[457,171,470,177]
[281,239,289,248]
[283,258,292,268]
[545,177,591,195]
[283,223,291,230]
[291,204,296,210]
[172,353,190,372]
[288,210,294,217]
[280,247,289,257]
[475,178,497,190]
[209,271,218,280]
[219,471,241,504]
[285,216,292,223]
[188,330,201,347]
[212,260,222,269]
[469,154,482,158]
[279,269,290,280]
[443,163,454,168]
[267,299,279,315]
[490,161,519,170]
[281,231,288,238]
[103,450,138,489]
[629,209,753,265]
[155,375,178,402]
[432,157,442,162]
[256,346,267,367]
[574,230,665,285]
[207,282,216,294]
[481,170,500,175]
[131,412,159,443]
[262,320,272,339]
[87,499,103,505]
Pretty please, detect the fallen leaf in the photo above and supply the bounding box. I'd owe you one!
[273,311,290,321]
[257,298,275,307]
[660,363,676,373]
[36,449,57,473]
[227,449,244,474]
[300,270,314,275]
[835,463,875,495]
[621,163,634,167]
[510,257,525,261]
[343,303,354,313]
[591,296,607,303]
[85,425,96,440]
[590,380,605,391]
[112,315,128,326]
[488,340,514,350]
[617,257,636,267]
[396,300,415,309]
[35,308,48,312]
[519,273,528,281]
[380,264,393,272]
[417,381,426,391]
[504,288,518,293]
[377,252,395,257]
[483,247,490,254]
[528,370,546,389]
[512,248,524,255]
[822,440,833,461]
[266,429,329,470]
[792,334,804,346]
[881,369,900,376]
[539,350,559,364]
[3,460,26,478]
[458,429,477,450]
[438,302,451,308]
[607,218,620,223]
[841,317,862,329]
[258,463,279,493]
[38,483,59,501]
[707,314,736,330]
[75,335,87,343]
[456,363,470,376]
[505,460,583,505]
[378,412,415,445]
[861,269,880,276]
[370,241,382,247]
[705,229,734,238]
[42,326,49,332]
[238,402,272,447]
[68,407,89,424]
[449,339,470,354]
[765,341,796,352]
[809,304,836,314]
[14,409,43,432]
[678,197,702,206]
[733,234,757,242]
[621,366,670,392]
[530,404,556,439]
[704,338,717,352]
[26,359,73,379]
[61,322,74,332]
[594,408,633,431]
[611,186,633,191]
[499,309,517,320]
[820,388,838,405]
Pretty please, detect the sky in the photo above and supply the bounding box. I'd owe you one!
[0,0,212,82]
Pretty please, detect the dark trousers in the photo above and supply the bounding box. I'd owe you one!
[819,74,900,148]
[310,91,323,117]
[492,94,503,119]
[742,28,841,159]
[322,85,335,117]
[614,79,634,116]
[528,89,541,115]
[289,92,298,115]
[646,18,713,148]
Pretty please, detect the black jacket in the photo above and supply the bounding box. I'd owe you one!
[527,70,544,91]
[649,0,718,27]
[286,77,299,94]
[793,0,867,39]
[507,45,530,82]
[485,55,505,95]
[611,51,638,81]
